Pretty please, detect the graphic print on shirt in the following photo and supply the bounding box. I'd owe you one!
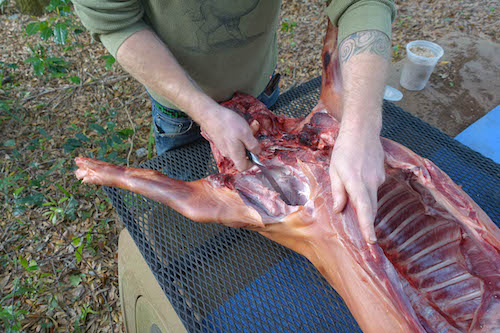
[185,0,264,53]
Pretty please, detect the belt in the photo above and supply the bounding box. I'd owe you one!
[154,101,189,118]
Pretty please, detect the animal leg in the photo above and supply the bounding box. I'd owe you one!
[75,157,263,228]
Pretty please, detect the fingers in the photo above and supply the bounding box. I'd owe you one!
[347,181,378,244]
[228,140,253,172]
[330,168,348,213]
[230,119,261,171]
[241,131,262,155]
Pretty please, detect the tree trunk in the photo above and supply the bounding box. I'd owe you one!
[14,0,50,16]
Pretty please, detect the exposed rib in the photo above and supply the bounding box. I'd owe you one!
[396,221,450,252]
[384,210,422,242]
[445,290,482,307]
[412,259,457,279]
[436,320,461,333]
[375,198,416,231]
[405,238,458,265]
[377,185,405,209]
[454,314,475,322]
[421,273,472,293]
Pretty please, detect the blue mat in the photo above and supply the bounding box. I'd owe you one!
[203,255,361,333]
[455,105,500,164]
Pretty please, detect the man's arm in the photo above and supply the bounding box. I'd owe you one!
[116,29,260,170]
[330,30,390,243]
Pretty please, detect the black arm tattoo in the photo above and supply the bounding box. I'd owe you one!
[339,30,390,65]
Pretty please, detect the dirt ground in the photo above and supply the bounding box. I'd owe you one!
[0,0,498,332]
[388,32,500,136]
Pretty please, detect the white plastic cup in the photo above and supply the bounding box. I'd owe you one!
[400,40,444,91]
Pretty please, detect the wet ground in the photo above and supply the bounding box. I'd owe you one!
[387,32,500,137]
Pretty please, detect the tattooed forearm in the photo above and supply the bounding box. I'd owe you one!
[339,30,390,65]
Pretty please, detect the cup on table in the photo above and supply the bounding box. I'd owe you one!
[400,40,444,91]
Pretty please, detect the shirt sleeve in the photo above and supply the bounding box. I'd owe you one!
[326,0,396,44]
[73,0,148,57]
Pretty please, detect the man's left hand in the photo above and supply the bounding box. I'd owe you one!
[329,123,385,244]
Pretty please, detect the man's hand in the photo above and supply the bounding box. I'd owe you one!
[330,124,385,244]
[116,29,260,169]
[327,29,390,244]
[202,103,261,171]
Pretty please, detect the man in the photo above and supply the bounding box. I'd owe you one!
[73,0,396,244]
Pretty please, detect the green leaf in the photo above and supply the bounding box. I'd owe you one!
[19,257,28,269]
[12,206,26,216]
[46,56,67,65]
[13,186,25,197]
[63,138,82,153]
[32,60,45,76]
[38,127,52,139]
[51,72,67,78]
[117,128,134,139]
[54,183,70,197]
[69,75,81,84]
[90,123,106,134]
[111,133,123,144]
[27,260,39,271]
[16,193,44,206]
[40,26,53,41]
[69,274,82,286]
[70,123,80,131]
[3,139,15,147]
[97,147,106,160]
[47,16,58,25]
[26,22,41,35]
[53,22,68,45]
[75,244,84,263]
[97,140,107,150]
[106,121,116,131]
[107,151,118,161]
[86,227,93,243]
[101,55,115,70]
[67,138,82,146]
[12,149,22,159]
[75,133,89,142]
[72,237,81,247]
[24,56,40,64]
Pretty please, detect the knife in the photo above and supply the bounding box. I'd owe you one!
[246,150,292,205]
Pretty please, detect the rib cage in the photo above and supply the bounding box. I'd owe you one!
[375,176,483,331]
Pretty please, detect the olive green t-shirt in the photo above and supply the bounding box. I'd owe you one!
[73,0,395,109]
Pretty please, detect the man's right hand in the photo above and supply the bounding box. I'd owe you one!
[201,103,261,171]
[115,29,260,169]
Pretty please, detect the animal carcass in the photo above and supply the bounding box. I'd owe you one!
[75,24,500,333]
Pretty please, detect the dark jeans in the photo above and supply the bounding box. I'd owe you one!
[151,83,280,156]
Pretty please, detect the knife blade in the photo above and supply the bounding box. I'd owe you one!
[246,150,292,205]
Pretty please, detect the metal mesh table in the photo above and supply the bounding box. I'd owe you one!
[105,77,500,332]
